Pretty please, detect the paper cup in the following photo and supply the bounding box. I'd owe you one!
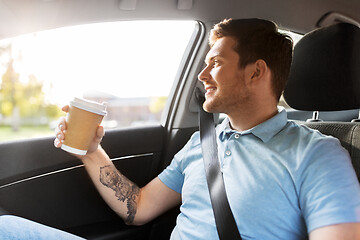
[61,97,107,155]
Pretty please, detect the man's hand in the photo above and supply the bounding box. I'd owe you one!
[53,105,105,158]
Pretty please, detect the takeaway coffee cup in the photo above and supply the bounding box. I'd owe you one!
[61,97,107,155]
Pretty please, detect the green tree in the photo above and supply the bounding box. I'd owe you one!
[0,41,63,132]
[45,104,63,119]
[0,59,20,131]
[149,96,167,113]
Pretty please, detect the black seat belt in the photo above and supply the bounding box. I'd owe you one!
[196,89,242,240]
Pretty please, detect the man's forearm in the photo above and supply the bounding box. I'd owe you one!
[81,146,140,224]
[99,164,139,224]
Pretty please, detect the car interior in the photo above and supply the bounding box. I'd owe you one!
[0,0,359,239]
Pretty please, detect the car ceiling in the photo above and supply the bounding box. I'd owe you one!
[0,0,359,40]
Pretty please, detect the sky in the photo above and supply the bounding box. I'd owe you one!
[1,20,195,106]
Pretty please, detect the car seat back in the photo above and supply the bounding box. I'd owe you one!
[283,22,360,181]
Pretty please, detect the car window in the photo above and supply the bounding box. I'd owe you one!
[0,20,197,142]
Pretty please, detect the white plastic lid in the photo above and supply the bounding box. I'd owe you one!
[70,97,107,116]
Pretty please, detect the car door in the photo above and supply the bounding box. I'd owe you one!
[0,20,205,240]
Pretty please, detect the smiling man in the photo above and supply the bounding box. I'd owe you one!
[194,19,360,239]
[1,18,360,240]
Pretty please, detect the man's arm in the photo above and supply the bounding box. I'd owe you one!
[54,106,181,225]
[80,147,181,225]
[309,223,360,240]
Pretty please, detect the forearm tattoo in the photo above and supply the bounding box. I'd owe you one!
[99,165,140,224]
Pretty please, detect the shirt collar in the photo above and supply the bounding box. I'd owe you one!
[217,107,288,143]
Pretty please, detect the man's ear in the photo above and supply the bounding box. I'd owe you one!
[250,59,267,80]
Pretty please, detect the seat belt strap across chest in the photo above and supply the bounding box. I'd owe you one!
[196,90,242,240]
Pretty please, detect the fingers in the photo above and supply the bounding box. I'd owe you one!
[62,105,70,113]
[58,116,66,131]
[54,117,66,148]
[54,138,62,148]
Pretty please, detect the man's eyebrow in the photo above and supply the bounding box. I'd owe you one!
[205,54,223,64]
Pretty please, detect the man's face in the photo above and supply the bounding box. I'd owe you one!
[198,36,251,114]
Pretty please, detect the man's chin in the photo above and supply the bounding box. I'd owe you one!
[203,102,221,114]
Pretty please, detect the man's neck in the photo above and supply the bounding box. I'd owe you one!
[227,104,278,132]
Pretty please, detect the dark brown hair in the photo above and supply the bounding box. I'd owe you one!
[209,18,293,100]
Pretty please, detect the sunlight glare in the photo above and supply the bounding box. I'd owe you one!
[8,21,195,106]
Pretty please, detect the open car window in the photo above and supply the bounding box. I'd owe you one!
[0,20,197,142]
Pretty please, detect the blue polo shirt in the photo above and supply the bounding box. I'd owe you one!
[158,108,360,240]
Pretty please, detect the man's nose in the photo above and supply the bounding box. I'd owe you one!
[198,65,211,83]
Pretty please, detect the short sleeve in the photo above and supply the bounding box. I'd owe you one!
[299,137,360,233]
[158,134,197,193]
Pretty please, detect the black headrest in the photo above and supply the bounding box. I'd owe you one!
[283,23,360,111]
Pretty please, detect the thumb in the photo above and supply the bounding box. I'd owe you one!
[96,126,105,141]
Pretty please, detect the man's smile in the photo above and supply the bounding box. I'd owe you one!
[205,86,217,96]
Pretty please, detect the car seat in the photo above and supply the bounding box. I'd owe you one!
[283,22,360,181]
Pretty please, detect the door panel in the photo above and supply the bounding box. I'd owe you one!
[0,126,164,187]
